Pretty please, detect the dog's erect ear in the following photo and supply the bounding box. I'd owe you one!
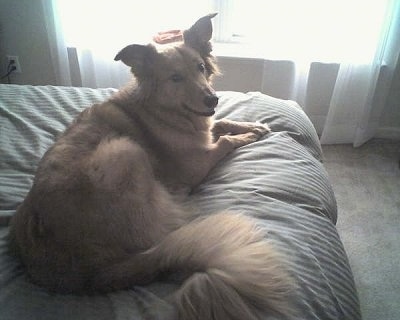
[114,44,158,77]
[184,13,217,55]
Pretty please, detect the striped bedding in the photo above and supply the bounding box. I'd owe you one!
[0,84,361,320]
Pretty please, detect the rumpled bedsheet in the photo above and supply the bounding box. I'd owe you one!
[0,84,361,319]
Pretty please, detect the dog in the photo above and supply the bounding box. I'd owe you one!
[9,14,294,320]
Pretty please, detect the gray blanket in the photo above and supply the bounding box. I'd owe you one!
[0,84,361,319]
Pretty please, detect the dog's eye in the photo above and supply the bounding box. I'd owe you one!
[170,74,184,82]
[198,63,206,73]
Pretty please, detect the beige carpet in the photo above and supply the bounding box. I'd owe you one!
[322,139,400,320]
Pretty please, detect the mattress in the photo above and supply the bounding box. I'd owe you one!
[0,84,361,319]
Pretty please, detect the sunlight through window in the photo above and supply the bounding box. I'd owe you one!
[56,0,390,63]
[229,0,389,63]
[56,0,213,59]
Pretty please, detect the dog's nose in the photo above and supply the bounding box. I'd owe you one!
[204,94,219,108]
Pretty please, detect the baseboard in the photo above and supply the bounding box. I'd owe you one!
[375,127,400,140]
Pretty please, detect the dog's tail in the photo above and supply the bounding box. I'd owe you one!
[95,212,294,319]
[160,212,294,319]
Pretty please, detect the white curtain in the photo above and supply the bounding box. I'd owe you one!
[43,0,213,88]
[321,1,400,146]
[42,0,400,146]
[240,0,399,146]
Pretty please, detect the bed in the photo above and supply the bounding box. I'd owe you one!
[0,84,361,319]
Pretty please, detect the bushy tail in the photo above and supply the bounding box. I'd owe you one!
[94,212,294,319]
[155,212,294,319]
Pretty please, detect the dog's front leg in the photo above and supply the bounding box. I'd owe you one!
[212,119,270,141]
[206,128,267,166]
[184,128,268,188]
[179,122,270,189]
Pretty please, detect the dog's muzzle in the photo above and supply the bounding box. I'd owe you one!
[183,93,219,117]
[204,94,219,109]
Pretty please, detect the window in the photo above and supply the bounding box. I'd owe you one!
[56,0,391,63]
[56,0,214,58]
[218,0,390,63]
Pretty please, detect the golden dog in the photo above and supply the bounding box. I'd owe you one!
[10,14,294,320]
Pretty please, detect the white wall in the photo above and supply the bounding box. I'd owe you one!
[213,57,264,93]
[0,0,57,85]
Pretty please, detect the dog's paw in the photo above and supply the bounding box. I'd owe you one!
[249,122,271,137]
[222,132,262,149]
[217,121,271,149]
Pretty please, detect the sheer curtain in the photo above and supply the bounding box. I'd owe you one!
[221,0,400,146]
[43,0,213,88]
[42,0,400,146]
[320,1,400,146]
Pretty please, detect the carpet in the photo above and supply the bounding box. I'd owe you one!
[322,139,400,320]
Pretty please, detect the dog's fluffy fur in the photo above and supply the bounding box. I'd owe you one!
[9,14,294,319]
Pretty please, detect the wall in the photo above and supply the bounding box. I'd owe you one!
[0,1,399,139]
[213,57,264,92]
[0,0,57,85]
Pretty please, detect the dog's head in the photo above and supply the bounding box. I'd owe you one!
[115,13,219,117]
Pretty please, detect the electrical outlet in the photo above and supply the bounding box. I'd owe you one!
[6,55,22,73]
